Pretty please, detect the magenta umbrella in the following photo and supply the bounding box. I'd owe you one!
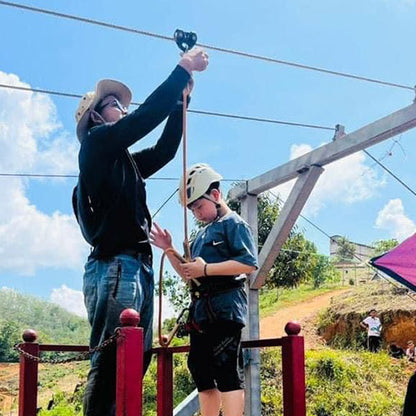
[370,233,416,292]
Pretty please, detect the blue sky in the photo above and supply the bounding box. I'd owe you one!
[0,0,415,317]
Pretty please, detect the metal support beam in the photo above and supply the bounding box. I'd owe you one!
[173,389,199,416]
[230,102,416,199]
[251,165,324,289]
[241,195,261,416]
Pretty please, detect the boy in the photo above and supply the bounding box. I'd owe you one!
[360,309,382,352]
[150,163,258,416]
[73,50,208,416]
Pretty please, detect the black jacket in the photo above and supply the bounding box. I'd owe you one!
[73,65,190,259]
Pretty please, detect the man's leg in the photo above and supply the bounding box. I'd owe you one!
[368,336,375,352]
[374,336,381,352]
[83,255,145,416]
[135,254,154,373]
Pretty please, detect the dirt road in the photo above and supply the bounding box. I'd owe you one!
[260,289,349,349]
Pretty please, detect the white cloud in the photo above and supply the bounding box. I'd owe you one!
[50,285,176,323]
[50,285,87,318]
[0,69,87,275]
[375,199,416,241]
[272,143,386,216]
[153,294,175,325]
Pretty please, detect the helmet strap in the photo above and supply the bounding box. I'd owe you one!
[202,195,223,220]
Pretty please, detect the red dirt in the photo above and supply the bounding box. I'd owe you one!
[260,289,349,349]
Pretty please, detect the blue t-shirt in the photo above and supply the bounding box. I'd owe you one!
[190,211,258,327]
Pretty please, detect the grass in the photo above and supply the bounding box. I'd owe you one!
[319,280,416,315]
[261,348,412,416]
[259,282,347,318]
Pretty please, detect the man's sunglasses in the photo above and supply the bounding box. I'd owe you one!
[96,98,127,113]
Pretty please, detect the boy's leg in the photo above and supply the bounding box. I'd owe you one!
[199,389,221,416]
[221,389,244,416]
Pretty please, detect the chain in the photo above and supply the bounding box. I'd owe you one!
[14,331,121,364]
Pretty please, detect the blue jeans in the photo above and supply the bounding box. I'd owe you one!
[82,254,154,416]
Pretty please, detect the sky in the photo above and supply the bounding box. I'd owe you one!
[0,0,415,319]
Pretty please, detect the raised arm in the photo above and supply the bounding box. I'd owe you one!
[89,48,208,157]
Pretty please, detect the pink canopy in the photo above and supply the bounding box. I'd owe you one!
[370,233,416,292]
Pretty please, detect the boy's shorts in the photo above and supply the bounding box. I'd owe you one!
[187,321,244,392]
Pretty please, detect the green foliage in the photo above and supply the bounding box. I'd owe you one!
[143,354,194,416]
[230,192,335,289]
[372,239,399,256]
[311,257,340,289]
[38,390,83,416]
[260,348,409,416]
[0,288,89,362]
[156,271,190,315]
[259,283,344,318]
[334,236,356,262]
[0,320,20,361]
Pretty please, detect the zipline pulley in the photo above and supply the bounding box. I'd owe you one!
[174,29,197,52]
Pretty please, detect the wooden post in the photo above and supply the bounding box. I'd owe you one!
[157,348,174,416]
[281,322,306,416]
[116,308,143,416]
[18,329,39,416]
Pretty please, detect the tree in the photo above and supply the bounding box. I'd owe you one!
[0,320,20,362]
[230,191,324,288]
[372,238,399,256]
[311,256,340,288]
[334,236,356,262]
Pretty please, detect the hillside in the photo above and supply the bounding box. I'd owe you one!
[0,288,89,361]
[317,280,416,349]
[1,282,415,415]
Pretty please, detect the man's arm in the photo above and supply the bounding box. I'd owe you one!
[90,65,190,156]
[87,48,207,157]
[131,104,183,179]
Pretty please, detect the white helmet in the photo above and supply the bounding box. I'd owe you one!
[179,163,223,206]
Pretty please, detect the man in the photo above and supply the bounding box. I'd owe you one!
[360,309,382,352]
[72,48,208,416]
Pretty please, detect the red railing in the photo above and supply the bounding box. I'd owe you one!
[17,312,305,416]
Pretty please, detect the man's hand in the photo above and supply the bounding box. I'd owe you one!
[179,47,209,74]
[184,78,194,95]
[149,223,173,251]
[179,257,206,280]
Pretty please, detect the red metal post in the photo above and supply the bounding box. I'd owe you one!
[18,329,39,416]
[116,309,143,416]
[157,348,174,416]
[281,322,306,416]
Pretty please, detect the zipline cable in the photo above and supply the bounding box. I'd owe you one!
[268,190,416,302]
[0,1,414,91]
[0,83,335,131]
[364,149,416,198]
[0,172,245,181]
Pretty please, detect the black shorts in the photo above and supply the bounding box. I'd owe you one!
[187,322,244,392]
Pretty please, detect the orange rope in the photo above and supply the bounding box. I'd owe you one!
[158,80,200,347]
[182,89,192,261]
